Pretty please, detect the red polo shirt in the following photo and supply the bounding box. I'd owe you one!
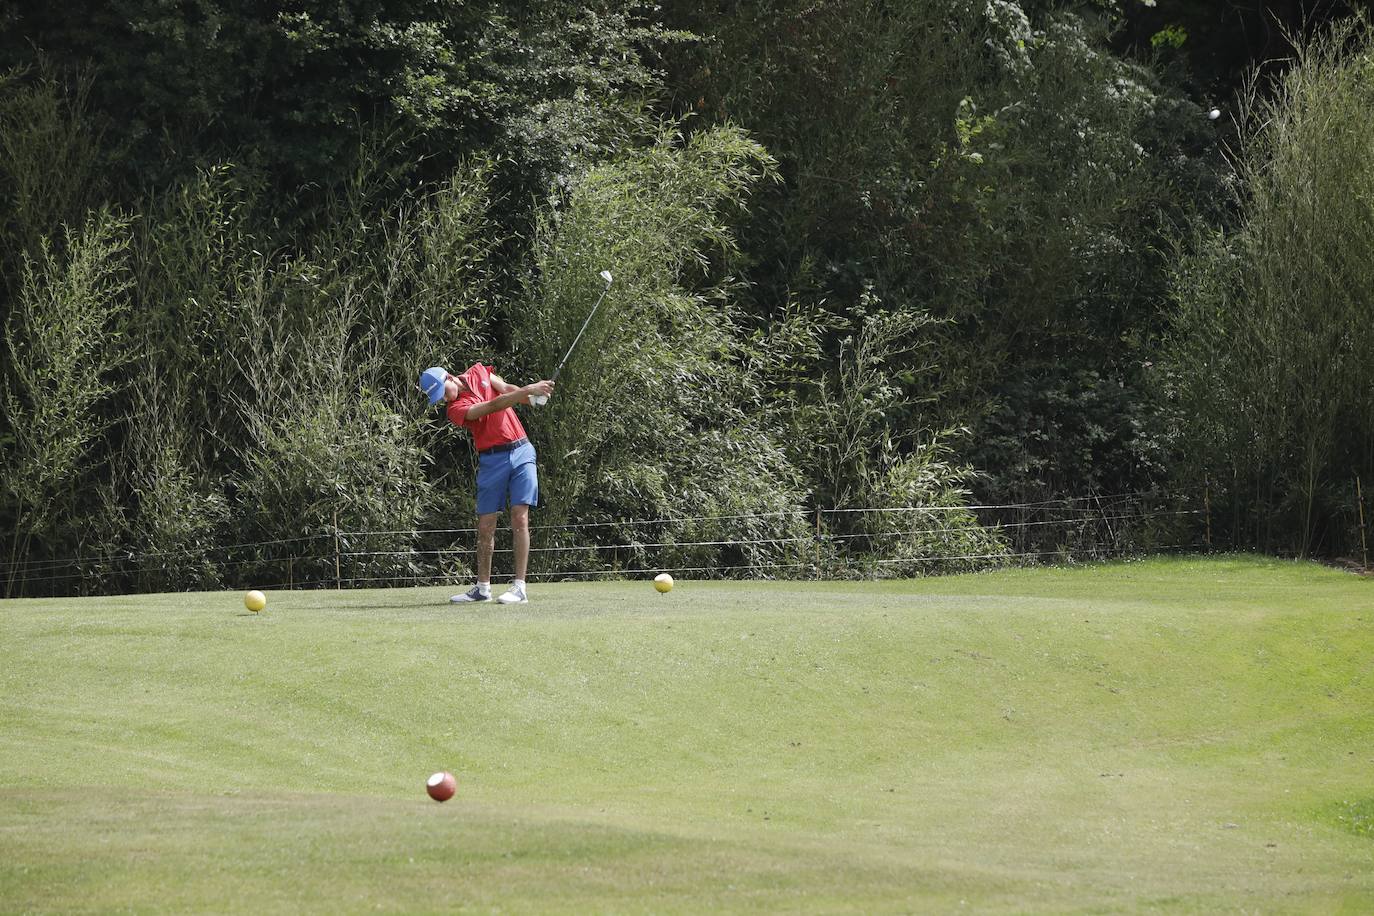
[447,363,527,452]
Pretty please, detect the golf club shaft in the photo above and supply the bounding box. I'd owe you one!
[550,282,612,383]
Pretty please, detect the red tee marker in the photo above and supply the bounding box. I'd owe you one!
[426,771,456,802]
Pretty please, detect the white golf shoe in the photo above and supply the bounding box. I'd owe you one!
[450,585,490,603]
[496,583,528,605]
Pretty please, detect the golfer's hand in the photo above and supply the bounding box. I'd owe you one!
[525,380,555,399]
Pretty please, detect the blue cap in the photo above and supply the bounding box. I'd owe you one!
[419,366,448,405]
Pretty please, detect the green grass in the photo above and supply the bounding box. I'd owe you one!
[2,555,1371,913]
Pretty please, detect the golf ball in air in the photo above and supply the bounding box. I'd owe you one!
[427,771,456,802]
[244,590,267,613]
[654,573,673,594]
[1208,108,1221,120]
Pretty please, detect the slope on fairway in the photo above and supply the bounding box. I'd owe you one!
[1,555,1371,912]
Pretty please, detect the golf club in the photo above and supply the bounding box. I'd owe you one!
[530,269,613,406]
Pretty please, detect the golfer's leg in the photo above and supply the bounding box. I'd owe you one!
[476,512,499,582]
[510,503,530,581]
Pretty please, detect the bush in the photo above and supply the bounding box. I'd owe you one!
[229,253,433,588]
[0,209,132,596]
[101,367,230,594]
[1166,16,1374,556]
[782,307,1007,575]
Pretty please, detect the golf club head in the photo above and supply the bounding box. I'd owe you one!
[599,269,613,287]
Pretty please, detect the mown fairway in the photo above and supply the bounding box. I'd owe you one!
[2,556,1371,913]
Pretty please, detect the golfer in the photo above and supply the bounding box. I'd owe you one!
[419,364,555,605]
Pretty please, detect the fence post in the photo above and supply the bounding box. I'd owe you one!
[1092,491,1118,557]
[1358,475,1368,571]
[1204,481,1212,550]
[333,509,342,591]
[815,507,822,579]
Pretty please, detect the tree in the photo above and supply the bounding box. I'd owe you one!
[0,1,675,207]
[661,0,1218,513]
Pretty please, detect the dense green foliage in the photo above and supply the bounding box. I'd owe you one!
[0,0,672,206]
[1166,18,1374,556]
[0,2,1370,595]
[660,0,1216,511]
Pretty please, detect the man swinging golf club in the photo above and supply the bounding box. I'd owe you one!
[420,269,613,605]
[419,364,554,604]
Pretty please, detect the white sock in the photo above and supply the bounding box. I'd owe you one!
[477,581,491,595]
[513,579,526,590]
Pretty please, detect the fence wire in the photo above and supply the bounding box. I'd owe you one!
[2,493,1203,598]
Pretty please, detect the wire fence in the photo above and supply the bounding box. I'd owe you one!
[1,492,1204,598]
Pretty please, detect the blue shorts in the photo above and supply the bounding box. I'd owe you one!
[475,440,539,516]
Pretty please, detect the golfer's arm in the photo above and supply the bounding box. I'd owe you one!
[489,374,519,395]
[465,389,528,421]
